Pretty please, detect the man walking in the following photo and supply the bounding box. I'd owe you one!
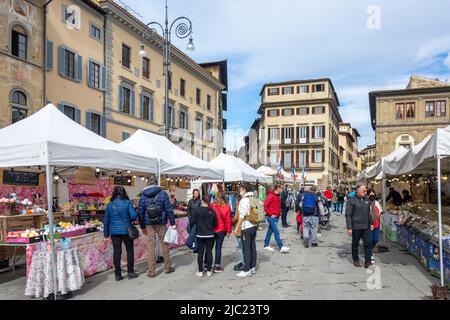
[138,176,176,278]
[263,184,290,253]
[280,184,290,228]
[296,186,321,248]
[345,184,373,269]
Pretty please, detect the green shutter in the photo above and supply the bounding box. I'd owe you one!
[46,40,53,71]
[58,46,65,76]
[118,85,123,112]
[130,89,135,115]
[75,55,82,82]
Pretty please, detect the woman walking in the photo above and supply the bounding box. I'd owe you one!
[336,187,346,215]
[104,186,139,281]
[187,189,201,252]
[368,189,382,264]
[191,194,218,277]
[234,184,258,278]
[211,192,232,272]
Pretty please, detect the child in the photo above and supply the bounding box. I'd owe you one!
[296,211,303,239]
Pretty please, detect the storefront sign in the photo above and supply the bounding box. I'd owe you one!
[110,176,134,186]
[1,170,40,186]
[73,168,96,185]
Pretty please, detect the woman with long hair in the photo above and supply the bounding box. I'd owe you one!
[104,186,138,281]
[186,189,201,252]
[211,192,232,272]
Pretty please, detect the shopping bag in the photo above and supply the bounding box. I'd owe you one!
[164,228,178,244]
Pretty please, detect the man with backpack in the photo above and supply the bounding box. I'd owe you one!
[280,184,290,228]
[295,186,322,248]
[138,176,176,278]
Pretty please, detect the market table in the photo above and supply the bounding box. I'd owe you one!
[0,242,27,276]
[25,216,189,277]
[25,247,84,298]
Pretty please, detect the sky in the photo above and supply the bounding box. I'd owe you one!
[119,0,450,152]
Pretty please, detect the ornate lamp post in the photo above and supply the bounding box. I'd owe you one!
[139,0,194,139]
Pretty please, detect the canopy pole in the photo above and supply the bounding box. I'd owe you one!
[46,164,58,300]
[436,157,445,287]
[382,177,387,244]
[157,159,161,186]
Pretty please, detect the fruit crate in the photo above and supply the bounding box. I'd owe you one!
[0,214,47,243]
[6,236,42,244]
[85,227,98,234]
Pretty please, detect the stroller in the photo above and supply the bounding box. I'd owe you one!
[318,195,332,231]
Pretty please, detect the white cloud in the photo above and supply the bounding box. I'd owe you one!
[416,36,450,62]
[445,54,450,68]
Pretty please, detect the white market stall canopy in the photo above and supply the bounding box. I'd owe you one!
[356,146,409,181]
[120,129,224,180]
[0,104,158,173]
[207,153,271,183]
[257,165,277,176]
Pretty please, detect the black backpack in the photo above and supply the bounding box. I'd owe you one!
[146,193,162,225]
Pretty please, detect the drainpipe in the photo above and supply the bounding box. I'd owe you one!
[103,13,107,116]
[43,0,54,106]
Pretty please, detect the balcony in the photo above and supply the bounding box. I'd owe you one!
[309,162,325,170]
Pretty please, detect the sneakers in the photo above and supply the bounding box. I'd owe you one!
[371,255,376,264]
[165,267,175,274]
[115,275,124,281]
[206,271,213,277]
[127,272,138,279]
[233,263,244,271]
[317,233,322,237]
[263,246,275,251]
[304,239,310,248]
[280,246,290,253]
[236,270,252,278]
[213,267,224,273]
[250,267,256,275]
[311,243,318,247]
[196,271,204,277]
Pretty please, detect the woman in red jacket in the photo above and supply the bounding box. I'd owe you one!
[211,192,232,272]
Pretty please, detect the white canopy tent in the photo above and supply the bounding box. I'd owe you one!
[205,154,271,183]
[256,165,277,176]
[0,104,159,298]
[120,129,224,180]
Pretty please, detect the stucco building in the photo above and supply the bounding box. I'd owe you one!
[256,79,342,188]
[370,75,450,160]
[358,144,376,170]
[338,123,360,187]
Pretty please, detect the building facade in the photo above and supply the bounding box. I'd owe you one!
[1,0,227,161]
[338,123,360,186]
[370,75,450,160]
[358,144,376,170]
[257,79,342,188]
[0,0,45,129]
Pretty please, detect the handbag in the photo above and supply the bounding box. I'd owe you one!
[111,203,140,240]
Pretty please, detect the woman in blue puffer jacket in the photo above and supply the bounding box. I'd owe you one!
[104,186,138,281]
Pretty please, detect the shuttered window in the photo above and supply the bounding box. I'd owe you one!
[119,84,135,115]
[59,46,82,82]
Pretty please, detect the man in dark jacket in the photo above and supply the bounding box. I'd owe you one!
[386,187,402,206]
[345,184,373,269]
[280,184,290,228]
[138,176,176,278]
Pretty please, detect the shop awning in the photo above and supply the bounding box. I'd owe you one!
[0,104,158,173]
[120,129,224,180]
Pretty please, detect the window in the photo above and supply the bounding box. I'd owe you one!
[63,6,79,28]
[268,88,280,96]
[426,101,446,117]
[90,113,101,135]
[297,107,309,115]
[179,109,187,129]
[270,151,278,165]
[205,121,212,141]
[406,102,415,118]
[313,126,325,138]
[167,105,174,127]
[207,95,211,111]
[10,90,27,124]
[313,150,323,163]
[312,106,325,114]
[90,24,101,41]
[196,88,201,105]
[299,151,306,167]
[299,126,308,139]
[64,50,75,79]
[282,86,294,95]
[141,94,153,121]
[180,78,186,97]
[11,25,27,60]
[63,105,75,121]
[142,57,150,79]
[268,109,279,117]
[121,86,131,114]
[396,103,405,119]
[195,116,203,138]
[399,144,411,149]
[297,85,309,93]
[284,151,292,168]
[282,108,294,116]
[89,61,100,88]
[283,127,293,143]
[122,132,130,141]
[269,128,280,141]
[312,84,325,92]
[122,44,131,68]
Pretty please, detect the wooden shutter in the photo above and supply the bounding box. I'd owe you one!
[290,86,294,94]
[58,46,65,76]
[75,54,82,82]
[171,107,175,127]
[282,87,285,95]
[85,111,91,130]
[150,96,154,121]
[100,116,106,138]
[295,150,299,168]
[75,108,81,124]
[322,125,326,139]
[281,151,284,167]
[306,150,310,167]
[130,89,135,115]
[118,85,123,112]
[46,39,53,71]
[276,110,280,116]
[281,127,285,141]
[88,61,94,87]
[322,149,325,163]
[100,65,107,91]
[312,126,315,139]
[139,93,144,119]
[296,126,299,143]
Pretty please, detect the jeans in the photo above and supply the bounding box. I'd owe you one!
[242,226,257,272]
[332,202,337,211]
[302,216,319,244]
[281,208,289,227]
[197,237,214,272]
[371,227,380,249]
[352,229,372,264]
[111,234,134,276]
[235,236,244,265]
[186,224,198,250]
[264,216,283,249]
[336,201,344,214]
[213,232,226,267]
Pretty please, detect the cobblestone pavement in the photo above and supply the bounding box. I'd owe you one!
[0,211,437,300]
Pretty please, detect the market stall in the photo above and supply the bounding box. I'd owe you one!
[0,104,159,298]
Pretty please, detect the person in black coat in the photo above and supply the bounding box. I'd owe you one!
[190,194,218,277]
[402,190,412,203]
[186,189,201,252]
[386,187,402,206]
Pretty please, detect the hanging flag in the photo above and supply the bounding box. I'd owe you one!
[292,165,296,181]
[302,167,307,180]
[278,160,282,176]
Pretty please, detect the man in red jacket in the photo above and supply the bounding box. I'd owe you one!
[263,184,290,253]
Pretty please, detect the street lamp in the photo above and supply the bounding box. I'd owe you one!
[139,0,194,139]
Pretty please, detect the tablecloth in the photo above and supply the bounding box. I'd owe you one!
[25,248,84,298]
[26,216,189,277]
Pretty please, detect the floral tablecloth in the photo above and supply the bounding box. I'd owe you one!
[25,248,84,298]
[26,217,189,277]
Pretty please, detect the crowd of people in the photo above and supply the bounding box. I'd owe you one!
[102,178,412,280]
